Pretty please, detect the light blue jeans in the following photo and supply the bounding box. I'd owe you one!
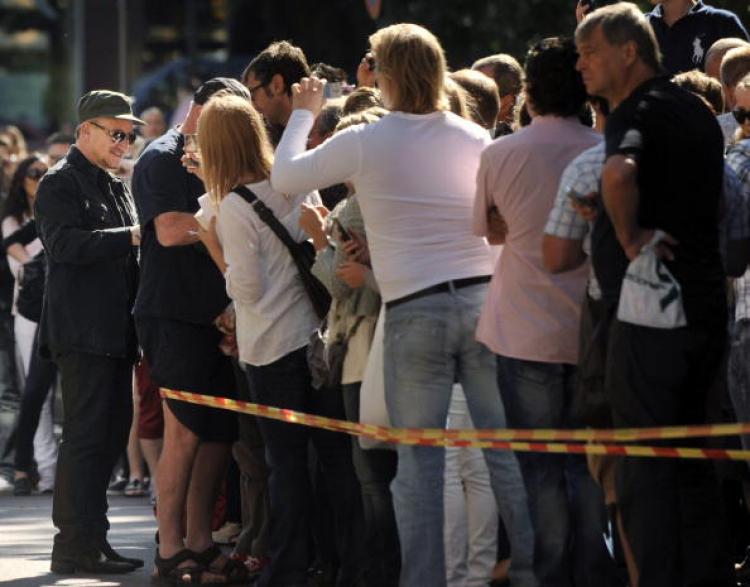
[384,283,537,587]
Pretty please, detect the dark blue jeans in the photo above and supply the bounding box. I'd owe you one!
[244,347,363,587]
[341,382,400,587]
[497,356,620,587]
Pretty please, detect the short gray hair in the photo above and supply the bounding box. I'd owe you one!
[575,2,662,72]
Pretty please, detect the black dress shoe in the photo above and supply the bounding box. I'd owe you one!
[98,540,145,568]
[50,549,136,574]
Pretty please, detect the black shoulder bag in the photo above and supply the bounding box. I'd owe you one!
[233,185,331,320]
[17,250,46,323]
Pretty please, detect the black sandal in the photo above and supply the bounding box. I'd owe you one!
[192,544,250,584]
[153,549,228,585]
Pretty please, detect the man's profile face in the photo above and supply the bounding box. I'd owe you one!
[81,117,134,170]
[245,71,279,123]
[47,142,70,165]
[576,26,623,99]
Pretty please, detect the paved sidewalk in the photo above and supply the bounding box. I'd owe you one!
[0,491,157,586]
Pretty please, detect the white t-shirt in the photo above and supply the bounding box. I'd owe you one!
[216,180,322,367]
[272,109,495,302]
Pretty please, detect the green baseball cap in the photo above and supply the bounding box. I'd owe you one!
[77,90,146,125]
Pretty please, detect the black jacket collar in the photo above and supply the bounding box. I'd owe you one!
[67,145,105,179]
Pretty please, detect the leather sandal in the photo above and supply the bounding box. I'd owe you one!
[153,549,227,585]
[192,544,250,584]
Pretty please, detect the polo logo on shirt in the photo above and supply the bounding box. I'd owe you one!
[692,36,705,65]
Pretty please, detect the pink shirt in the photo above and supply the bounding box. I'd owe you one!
[473,116,600,365]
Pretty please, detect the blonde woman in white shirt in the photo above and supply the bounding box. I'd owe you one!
[272,23,536,587]
[196,94,363,587]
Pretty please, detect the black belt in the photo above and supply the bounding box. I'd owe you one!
[385,275,492,310]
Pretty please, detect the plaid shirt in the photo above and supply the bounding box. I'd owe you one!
[726,140,750,321]
[544,141,605,300]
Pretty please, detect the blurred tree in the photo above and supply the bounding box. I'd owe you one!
[226,0,750,77]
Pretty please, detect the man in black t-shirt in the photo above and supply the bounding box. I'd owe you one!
[132,78,252,583]
[576,4,733,587]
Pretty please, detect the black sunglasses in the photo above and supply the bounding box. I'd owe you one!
[26,167,48,181]
[247,80,270,97]
[733,108,750,124]
[89,120,137,145]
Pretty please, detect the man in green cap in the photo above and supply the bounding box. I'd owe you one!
[34,90,145,575]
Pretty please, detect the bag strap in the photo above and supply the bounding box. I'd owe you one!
[346,315,366,341]
[234,185,304,258]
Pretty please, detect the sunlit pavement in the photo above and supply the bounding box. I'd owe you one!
[0,492,156,586]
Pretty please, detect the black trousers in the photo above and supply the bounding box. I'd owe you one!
[244,348,364,587]
[14,328,58,474]
[51,350,132,555]
[341,382,400,587]
[606,320,734,587]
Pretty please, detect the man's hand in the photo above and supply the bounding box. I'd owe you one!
[570,192,599,223]
[624,229,678,261]
[215,304,236,335]
[576,0,593,23]
[336,261,368,288]
[487,206,508,245]
[357,53,377,88]
[299,204,329,251]
[341,229,371,265]
[291,77,327,117]
[130,225,141,246]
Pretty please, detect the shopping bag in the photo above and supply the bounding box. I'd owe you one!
[358,305,394,450]
[616,230,687,329]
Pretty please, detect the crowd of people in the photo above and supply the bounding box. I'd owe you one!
[2,0,750,586]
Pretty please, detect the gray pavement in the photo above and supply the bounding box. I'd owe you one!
[0,491,157,586]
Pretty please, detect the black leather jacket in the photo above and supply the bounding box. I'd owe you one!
[34,146,139,359]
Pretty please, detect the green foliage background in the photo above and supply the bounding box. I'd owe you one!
[381,0,750,68]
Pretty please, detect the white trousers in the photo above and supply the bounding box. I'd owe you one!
[444,385,499,587]
[15,313,57,490]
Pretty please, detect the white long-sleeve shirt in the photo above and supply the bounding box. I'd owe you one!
[216,180,321,366]
[272,109,495,302]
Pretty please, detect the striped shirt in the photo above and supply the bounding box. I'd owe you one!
[544,141,605,300]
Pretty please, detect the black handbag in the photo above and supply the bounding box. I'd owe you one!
[233,185,331,320]
[308,315,365,390]
[17,250,46,323]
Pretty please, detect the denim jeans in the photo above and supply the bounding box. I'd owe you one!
[444,385,498,587]
[729,319,750,450]
[244,347,364,587]
[496,356,620,587]
[384,283,536,587]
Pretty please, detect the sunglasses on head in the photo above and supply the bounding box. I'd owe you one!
[89,121,137,145]
[733,108,750,124]
[26,167,47,181]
